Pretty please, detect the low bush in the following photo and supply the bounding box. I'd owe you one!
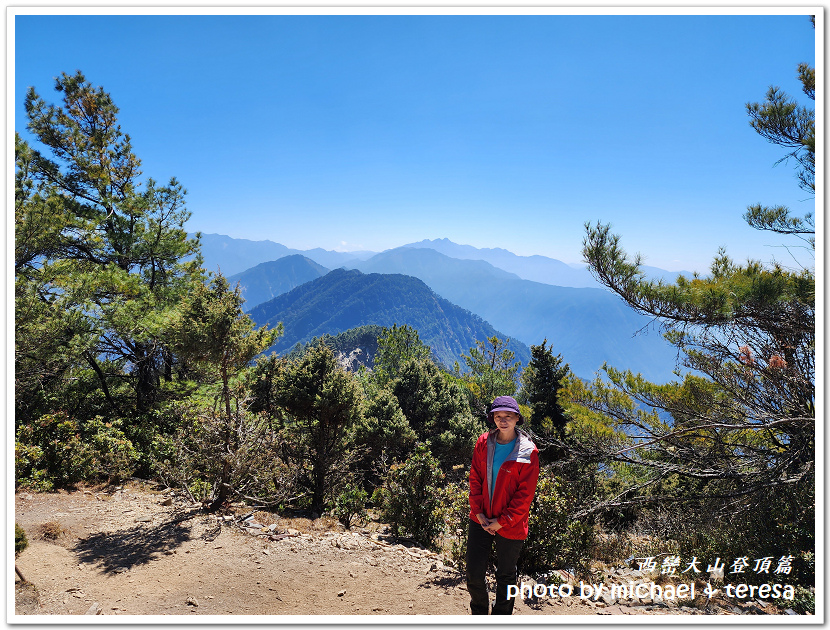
[334,483,368,529]
[373,443,445,550]
[15,524,28,556]
[520,470,595,577]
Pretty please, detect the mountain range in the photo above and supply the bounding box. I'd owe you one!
[401,238,692,286]
[196,233,373,277]
[197,233,692,288]
[247,268,532,370]
[203,234,685,381]
[346,247,676,381]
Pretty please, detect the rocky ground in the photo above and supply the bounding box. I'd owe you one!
[14,482,801,618]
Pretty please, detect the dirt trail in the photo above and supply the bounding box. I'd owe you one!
[12,483,769,618]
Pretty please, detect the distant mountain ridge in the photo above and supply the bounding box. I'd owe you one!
[195,233,373,277]
[196,233,691,289]
[402,238,602,287]
[227,255,329,309]
[348,247,677,382]
[247,268,532,370]
[402,238,693,286]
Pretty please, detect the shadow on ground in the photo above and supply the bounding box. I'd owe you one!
[418,571,465,593]
[72,515,195,574]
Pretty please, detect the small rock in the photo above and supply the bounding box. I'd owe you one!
[135,516,152,523]
[785,609,799,615]
[186,597,199,607]
[161,498,173,506]
[84,602,101,615]
[337,589,346,597]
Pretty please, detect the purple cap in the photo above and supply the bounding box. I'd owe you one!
[488,395,523,425]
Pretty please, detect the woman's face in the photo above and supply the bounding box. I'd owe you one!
[493,411,520,434]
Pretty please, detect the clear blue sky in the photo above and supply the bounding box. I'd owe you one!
[13,11,817,272]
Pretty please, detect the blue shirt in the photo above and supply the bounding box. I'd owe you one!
[490,437,517,498]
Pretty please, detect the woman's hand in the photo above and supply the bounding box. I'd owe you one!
[483,520,502,535]
[477,513,502,535]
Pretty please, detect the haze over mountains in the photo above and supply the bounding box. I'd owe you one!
[198,233,372,277]
[401,238,692,287]
[197,233,691,288]
[199,233,684,382]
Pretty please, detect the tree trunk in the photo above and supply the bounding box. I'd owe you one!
[84,351,116,410]
[210,364,234,512]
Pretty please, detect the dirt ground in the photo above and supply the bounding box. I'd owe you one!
[12,482,786,618]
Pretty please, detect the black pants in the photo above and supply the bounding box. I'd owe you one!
[466,521,525,615]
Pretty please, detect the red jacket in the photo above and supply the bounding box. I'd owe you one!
[468,429,540,540]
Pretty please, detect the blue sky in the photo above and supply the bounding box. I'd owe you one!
[13,11,817,272]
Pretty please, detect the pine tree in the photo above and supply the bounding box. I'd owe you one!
[168,274,280,509]
[519,339,570,439]
[17,71,203,417]
[574,21,815,514]
[744,16,815,248]
[460,336,521,419]
[275,340,364,513]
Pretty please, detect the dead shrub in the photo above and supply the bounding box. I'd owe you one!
[38,521,66,540]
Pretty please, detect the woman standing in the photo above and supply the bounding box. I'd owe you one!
[466,395,540,615]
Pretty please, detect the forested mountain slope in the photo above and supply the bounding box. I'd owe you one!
[247,269,531,370]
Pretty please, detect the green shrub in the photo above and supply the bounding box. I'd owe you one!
[15,412,93,490]
[780,585,815,615]
[15,524,28,557]
[520,470,594,577]
[83,417,140,482]
[373,443,445,550]
[351,384,416,477]
[334,483,368,529]
[15,412,141,489]
[430,413,485,471]
[188,478,214,503]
